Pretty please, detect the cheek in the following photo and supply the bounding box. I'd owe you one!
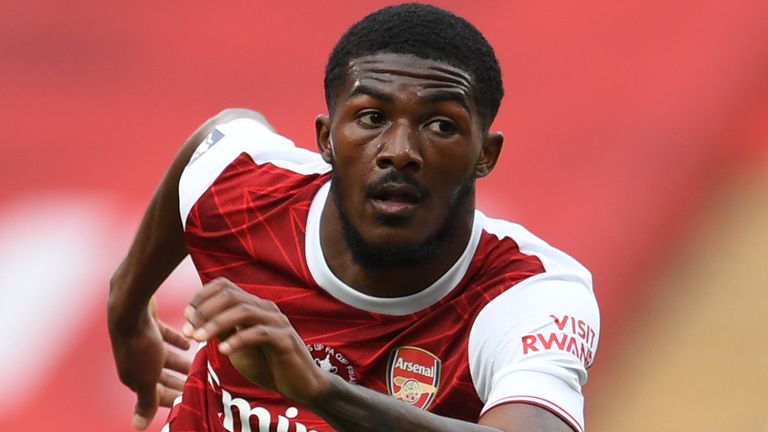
[426,148,478,188]
[333,152,374,184]
[332,137,378,176]
[329,151,373,208]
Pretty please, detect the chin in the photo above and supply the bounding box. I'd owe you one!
[345,225,444,268]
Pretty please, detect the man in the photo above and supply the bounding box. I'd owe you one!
[109,3,599,432]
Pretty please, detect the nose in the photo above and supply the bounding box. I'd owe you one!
[375,120,423,172]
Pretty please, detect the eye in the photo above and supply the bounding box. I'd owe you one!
[357,111,386,127]
[425,119,458,135]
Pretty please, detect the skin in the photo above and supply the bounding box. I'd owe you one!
[183,54,573,431]
[316,53,502,297]
[184,278,574,432]
[108,109,273,430]
[109,55,576,431]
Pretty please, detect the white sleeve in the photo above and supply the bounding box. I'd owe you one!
[468,273,600,432]
[178,117,328,226]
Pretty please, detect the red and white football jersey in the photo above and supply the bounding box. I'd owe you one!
[167,118,600,432]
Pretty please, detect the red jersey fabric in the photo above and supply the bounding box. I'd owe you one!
[167,118,599,432]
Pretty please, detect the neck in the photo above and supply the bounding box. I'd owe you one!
[318,193,475,298]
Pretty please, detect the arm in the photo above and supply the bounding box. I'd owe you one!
[108,108,272,430]
[183,278,578,432]
[308,374,574,432]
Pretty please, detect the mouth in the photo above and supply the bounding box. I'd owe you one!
[368,183,424,218]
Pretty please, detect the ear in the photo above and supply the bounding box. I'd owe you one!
[475,131,504,178]
[315,114,333,164]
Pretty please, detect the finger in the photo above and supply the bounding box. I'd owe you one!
[148,297,158,319]
[164,349,191,375]
[219,324,288,355]
[184,278,242,336]
[159,371,186,393]
[158,320,191,350]
[187,277,235,311]
[192,302,278,342]
[132,382,159,430]
[187,289,275,340]
[156,382,181,409]
[188,286,242,325]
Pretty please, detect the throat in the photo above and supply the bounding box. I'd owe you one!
[319,193,474,298]
[331,257,452,298]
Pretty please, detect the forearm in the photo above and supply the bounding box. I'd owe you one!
[108,171,192,329]
[307,374,502,432]
[108,194,188,325]
[189,280,571,432]
[108,108,275,330]
[108,118,209,330]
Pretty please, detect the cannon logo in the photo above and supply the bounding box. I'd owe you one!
[386,346,441,410]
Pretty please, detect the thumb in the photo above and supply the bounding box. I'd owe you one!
[132,383,159,430]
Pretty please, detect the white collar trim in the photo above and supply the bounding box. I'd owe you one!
[305,181,483,316]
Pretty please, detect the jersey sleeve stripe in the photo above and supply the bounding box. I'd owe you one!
[482,395,583,432]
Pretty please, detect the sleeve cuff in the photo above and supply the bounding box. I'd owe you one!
[481,370,584,432]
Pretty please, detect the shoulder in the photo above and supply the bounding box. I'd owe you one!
[179,110,330,225]
[470,213,598,362]
[478,212,591,286]
[206,108,276,131]
[467,213,599,432]
[471,211,597,339]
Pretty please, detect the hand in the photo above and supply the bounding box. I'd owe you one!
[109,306,191,430]
[183,278,329,405]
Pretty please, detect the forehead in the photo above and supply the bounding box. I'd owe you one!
[341,53,475,101]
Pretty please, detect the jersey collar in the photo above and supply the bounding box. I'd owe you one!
[305,181,483,316]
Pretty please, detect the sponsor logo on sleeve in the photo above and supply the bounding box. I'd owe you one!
[521,314,597,366]
[386,346,441,410]
[188,127,225,165]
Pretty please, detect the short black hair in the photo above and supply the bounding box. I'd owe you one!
[324,3,504,130]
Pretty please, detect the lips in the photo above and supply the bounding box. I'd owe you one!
[368,182,424,218]
[372,183,421,203]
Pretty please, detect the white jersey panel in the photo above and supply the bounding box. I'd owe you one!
[469,215,600,432]
[305,182,485,316]
[482,215,592,285]
[178,118,330,225]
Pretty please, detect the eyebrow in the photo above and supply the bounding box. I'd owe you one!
[348,83,471,113]
[421,90,471,113]
[348,84,395,104]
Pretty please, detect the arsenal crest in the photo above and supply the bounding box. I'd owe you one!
[386,346,441,410]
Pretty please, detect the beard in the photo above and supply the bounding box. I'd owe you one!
[330,168,475,269]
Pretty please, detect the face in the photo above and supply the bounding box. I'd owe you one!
[316,53,502,267]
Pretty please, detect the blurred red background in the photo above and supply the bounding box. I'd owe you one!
[1,1,767,431]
